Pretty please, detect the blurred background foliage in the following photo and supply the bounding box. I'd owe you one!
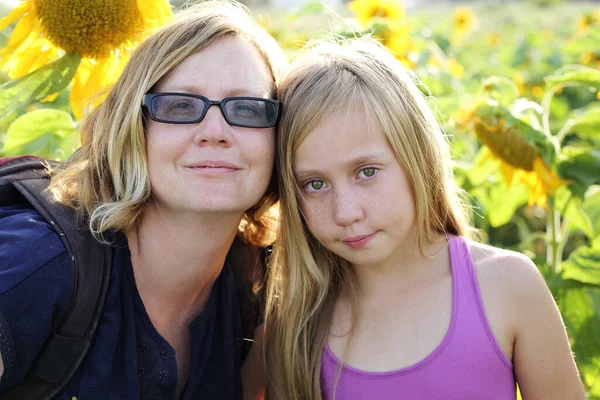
[0,0,599,396]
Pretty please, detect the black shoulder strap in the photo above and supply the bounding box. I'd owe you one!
[0,156,112,400]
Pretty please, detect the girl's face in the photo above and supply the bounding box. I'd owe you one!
[144,36,275,217]
[293,107,417,269]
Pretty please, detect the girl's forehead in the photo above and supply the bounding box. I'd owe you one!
[293,109,394,174]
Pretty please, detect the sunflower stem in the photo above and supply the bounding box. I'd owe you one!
[541,86,557,137]
[556,119,575,144]
[546,196,562,273]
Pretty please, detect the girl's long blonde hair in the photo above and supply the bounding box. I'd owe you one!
[49,0,287,246]
[265,36,473,399]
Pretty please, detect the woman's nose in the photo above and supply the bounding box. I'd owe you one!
[193,105,233,147]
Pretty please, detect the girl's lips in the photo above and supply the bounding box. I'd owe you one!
[343,232,377,249]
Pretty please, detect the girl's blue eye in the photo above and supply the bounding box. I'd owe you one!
[358,167,378,179]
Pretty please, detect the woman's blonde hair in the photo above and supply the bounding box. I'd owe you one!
[265,36,473,399]
[49,0,287,246]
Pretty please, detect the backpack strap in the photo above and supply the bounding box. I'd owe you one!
[0,156,112,400]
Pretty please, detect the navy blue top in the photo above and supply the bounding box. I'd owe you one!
[0,202,244,399]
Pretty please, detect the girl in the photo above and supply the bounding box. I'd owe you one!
[265,37,584,399]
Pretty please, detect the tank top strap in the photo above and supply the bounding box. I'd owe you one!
[447,235,513,368]
[447,235,484,325]
[448,235,474,295]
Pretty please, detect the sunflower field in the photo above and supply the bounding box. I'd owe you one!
[0,0,599,396]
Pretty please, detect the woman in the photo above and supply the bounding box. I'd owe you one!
[0,1,286,399]
[265,36,584,399]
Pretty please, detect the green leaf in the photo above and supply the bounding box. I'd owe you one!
[0,53,81,118]
[284,1,329,21]
[569,104,600,139]
[563,245,600,285]
[564,26,600,55]
[479,76,520,107]
[555,187,595,238]
[471,173,529,227]
[2,109,76,154]
[546,277,600,290]
[487,187,527,227]
[465,148,501,185]
[568,200,595,238]
[558,288,600,392]
[545,64,600,92]
[584,187,600,239]
[558,147,600,188]
[1,131,76,161]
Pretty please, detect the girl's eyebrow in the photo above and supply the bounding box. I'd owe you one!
[294,152,388,181]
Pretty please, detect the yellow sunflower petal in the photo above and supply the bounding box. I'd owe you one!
[529,179,546,207]
[138,0,172,27]
[7,31,55,76]
[69,64,90,120]
[349,0,405,27]
[447,58,465,78]
[0,10,35,60]
[474,146,494,167]
[533,157,564,190]
[8,42,39,76]
[70,57,115,119]
[499,161,516,187]
[28,41,59,72]
[40,92,60,102]
[0,2,28,31]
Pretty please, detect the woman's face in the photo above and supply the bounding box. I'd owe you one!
[293,107,417,270]
[144,36,275,217]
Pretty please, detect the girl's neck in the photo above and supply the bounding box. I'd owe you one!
[350,232,449,300]
[125,201,242,323]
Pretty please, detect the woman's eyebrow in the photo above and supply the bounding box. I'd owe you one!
[160,84,271,97]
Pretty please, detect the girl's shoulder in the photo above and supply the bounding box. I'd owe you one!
[464,238,555,331]
[464,239,544,294]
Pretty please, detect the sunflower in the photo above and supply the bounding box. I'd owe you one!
[376,20,412,60]
[454,103,564,207]
[452,7,476,35]
[428,56,464,78]
[0,0,172,119]
[512,72,526,95]
[487,32,501,47]
[348,0,405,27]
[580,52,600,70]
[576,11,600,33]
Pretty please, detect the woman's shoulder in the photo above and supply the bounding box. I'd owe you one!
[0,202,70,295]
[0,202,76,389]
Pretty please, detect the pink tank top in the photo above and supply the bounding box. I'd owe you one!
[321,236,516,399]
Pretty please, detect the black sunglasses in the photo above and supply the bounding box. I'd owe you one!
[143,92,280,128]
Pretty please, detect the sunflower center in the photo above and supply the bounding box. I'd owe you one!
[34,0,142,58]
[369,7,390,19]
[474,118,537,171]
